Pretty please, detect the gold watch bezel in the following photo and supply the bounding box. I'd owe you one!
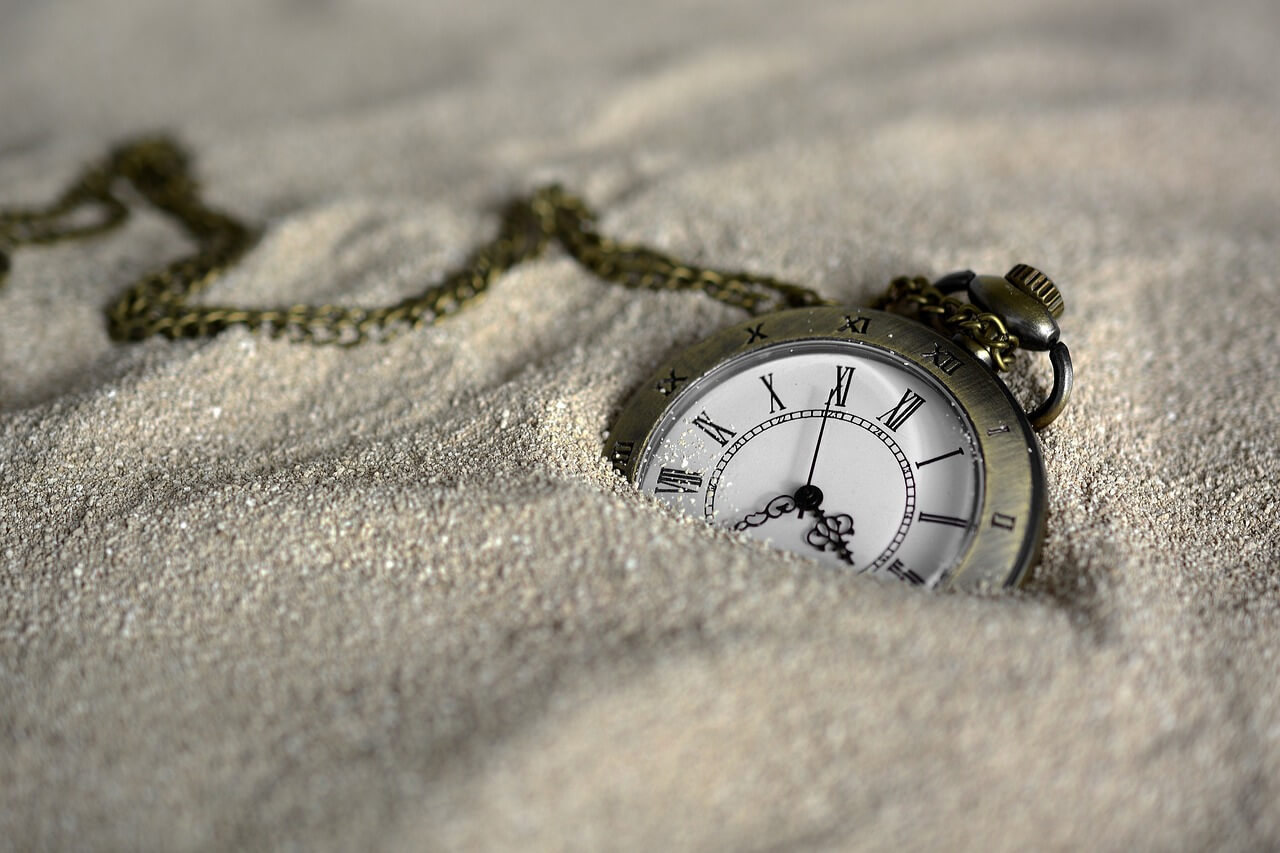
[604,306,1046,591]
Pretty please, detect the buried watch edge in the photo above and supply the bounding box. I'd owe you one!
[605,299,1058,592]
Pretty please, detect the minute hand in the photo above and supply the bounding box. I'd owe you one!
[792,402,832,515]
[804,402,833,489]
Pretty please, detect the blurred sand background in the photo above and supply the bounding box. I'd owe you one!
[2,0,1279,849]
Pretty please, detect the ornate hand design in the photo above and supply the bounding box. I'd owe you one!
[805,512,856,565]
[733,494,799,531]
[733,401,855,563]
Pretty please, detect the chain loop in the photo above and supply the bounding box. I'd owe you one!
[1,136,1018,370]
[873,275,1021,371]
[0,138,832,347]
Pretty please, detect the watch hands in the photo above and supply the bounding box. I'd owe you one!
[795,400,856,563]
[803,401,833,491]
[733,494,798,531]
[804,512,856,565]
[733,495,856,566]
[734,472,825,532]
[733,496,857,566]
[732,400,856,562]
[783,400,835,518]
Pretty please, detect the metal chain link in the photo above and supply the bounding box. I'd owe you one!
[873,275,1021,371]
[0,136,1016,368]
[0,137,832,347]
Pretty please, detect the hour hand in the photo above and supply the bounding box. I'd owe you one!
[733,494,798,531]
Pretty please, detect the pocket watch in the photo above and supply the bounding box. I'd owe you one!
[605,266,1073,591]
[1,139,1073,591]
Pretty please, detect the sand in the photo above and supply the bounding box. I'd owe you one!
[2,0,1279,849]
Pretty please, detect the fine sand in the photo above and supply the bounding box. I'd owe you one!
[2,0,1279,849]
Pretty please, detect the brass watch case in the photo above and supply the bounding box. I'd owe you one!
[605,306,1046,591]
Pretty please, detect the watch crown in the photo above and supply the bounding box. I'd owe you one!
[1005,264,1064,318]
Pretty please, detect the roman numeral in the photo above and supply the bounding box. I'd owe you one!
[760,373,786,413]
[839,315,870,334]
[656,368,688,396]
[886,559,926,586]
[915,447,964,469]
[878,389,926,431]
[919,511,970,528]
[691,411,737,447]
[921,342,963,375]
[827,365,855,408]
[611,440,635,468]
[655,467,703,494]
[991,512,1017,530]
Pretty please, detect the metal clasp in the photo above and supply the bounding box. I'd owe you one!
[954,266,1073,431]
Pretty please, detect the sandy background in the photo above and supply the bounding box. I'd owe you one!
[2,0,1279,849]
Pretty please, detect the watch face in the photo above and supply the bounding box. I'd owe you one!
[637,341,983,585]
[607,308,1046,591]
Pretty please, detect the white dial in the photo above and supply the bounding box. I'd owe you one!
[636,340,984,586]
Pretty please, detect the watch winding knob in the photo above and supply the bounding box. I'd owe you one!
[965,263,1064,351]
[1005,263,1064,318]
